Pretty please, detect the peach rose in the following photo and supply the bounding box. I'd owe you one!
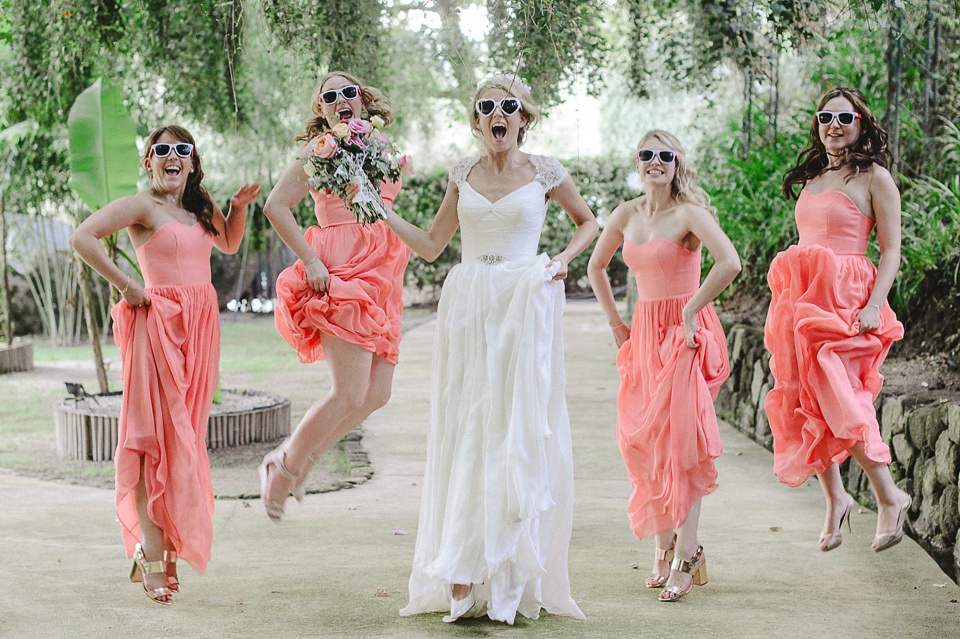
[314,133,337,159]
[331,122,351,139]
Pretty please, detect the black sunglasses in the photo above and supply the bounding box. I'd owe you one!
[815,111,861,126]
[151,143,194,158]
[637,149,676,163]
[475,98,522,117]
[320,85,361,105]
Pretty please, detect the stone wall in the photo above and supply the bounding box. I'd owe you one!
[716,323,960,583]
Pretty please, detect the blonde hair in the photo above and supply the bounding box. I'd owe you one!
[470,73,540,146]
[637,130,716,216]
[295,71,396,144]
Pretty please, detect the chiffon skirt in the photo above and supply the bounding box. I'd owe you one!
[616,295,730,540]
[764,245,903,487]
[111,283,219,573]
[274,221,410,365]
[401,254,583,624]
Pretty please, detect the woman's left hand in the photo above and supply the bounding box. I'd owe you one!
[548,257,569,280]
[682,310,699,348]
[856,305,881,334]
[231,183,262,209]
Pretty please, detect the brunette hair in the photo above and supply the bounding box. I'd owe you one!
[294,71,396,145]
[782,87,893,200]
[637,130,716,215]
[143,125,218,236]
[470,74,540,146]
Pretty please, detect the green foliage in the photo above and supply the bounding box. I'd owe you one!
[487,0,608,108]
[261,0,385,84]
[67,79,139,212]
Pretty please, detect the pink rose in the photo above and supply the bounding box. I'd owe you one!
[348,135,366,149]
[399,155,414,176]
[348,118,372,135]
[314,134,337,159]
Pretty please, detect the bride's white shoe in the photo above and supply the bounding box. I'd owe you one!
[442,586,476,623]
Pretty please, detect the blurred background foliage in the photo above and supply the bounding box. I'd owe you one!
[0,0,957,359]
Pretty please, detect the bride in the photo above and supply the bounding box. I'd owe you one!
[381,74,597,624]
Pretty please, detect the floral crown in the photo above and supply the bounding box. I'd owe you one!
[477,74,531,96]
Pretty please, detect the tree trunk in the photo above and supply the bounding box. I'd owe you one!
[74,252,109,393]
[0,194,10,345]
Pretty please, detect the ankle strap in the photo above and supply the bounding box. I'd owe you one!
[655,547,675,562]
[670,545,703,574]
[163,550,178,562]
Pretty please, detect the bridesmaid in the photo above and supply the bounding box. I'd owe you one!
[70,125,259,604]
[588,130,740,601]
[259,71,411,521]
[765,87,910,552]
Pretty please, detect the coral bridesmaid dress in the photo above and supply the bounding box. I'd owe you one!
[112,221,220,573]
[764,189,904,487]
[616,238,730,540]
[273,181,410,364]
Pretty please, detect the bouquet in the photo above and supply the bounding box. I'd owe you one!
[301,115,407,225]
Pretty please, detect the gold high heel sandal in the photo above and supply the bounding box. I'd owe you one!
[819,494,854,552]
[645,535,676,588]
[163,549,179,592]
[659,545,707,602]
[129,543,172,605]
[258,444,299,523]
[873,496,912,552]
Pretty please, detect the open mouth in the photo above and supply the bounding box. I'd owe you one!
[647,168,664,176]
[338,109,353,122]
[492,125,507,141]
[164,166,182,177]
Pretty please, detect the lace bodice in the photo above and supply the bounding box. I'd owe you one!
[450,155,568,263]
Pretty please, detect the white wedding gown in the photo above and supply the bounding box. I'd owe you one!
[400,155,584,624]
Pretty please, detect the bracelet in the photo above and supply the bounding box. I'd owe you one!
[610,320,628,330]
[866,302,881,310]
[120,275,131,295]
[303,256,318,267]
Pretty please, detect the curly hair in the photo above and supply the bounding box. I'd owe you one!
[637,130,716,216]
[782,87,893,200]
[470,73,540,146]
[143,125,218,236]
[295,71,396,145]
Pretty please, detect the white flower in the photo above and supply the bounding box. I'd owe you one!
[302,159,317,177]
[370,115,385,129]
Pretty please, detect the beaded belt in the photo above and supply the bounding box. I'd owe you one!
[476,253,507,264]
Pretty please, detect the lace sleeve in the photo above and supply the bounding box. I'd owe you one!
[448,156,481,188]
[532,155,569,192]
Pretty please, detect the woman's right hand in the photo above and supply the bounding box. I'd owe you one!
[304,258,331,294]
[121,280,151,308]
[611,321,630,348]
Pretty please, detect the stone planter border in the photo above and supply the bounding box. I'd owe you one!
[54,388,290,462]
[0,338,33,374]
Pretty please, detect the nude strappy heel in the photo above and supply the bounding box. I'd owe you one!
[819,493,854,552]
[130,543,172,605]
[873,496,911,552]
[258,444,299,523]
[291,450,321,503]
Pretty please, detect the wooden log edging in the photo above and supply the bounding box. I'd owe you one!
[716,322,960,584]
[54,388,291,462]
[0,338,33,374]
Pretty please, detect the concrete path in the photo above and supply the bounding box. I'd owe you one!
[0,300,957,638]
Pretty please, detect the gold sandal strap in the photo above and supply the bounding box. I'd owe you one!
[163,550,178,562]
[669,545,703,574]
[139,559,166,574]
[655,547,675,562]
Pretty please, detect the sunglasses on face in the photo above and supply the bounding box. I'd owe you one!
[637,149,676,163]
[151,143,194,158]
[320,85,361,104]
[475,98,523,117]
[816,111,861,126]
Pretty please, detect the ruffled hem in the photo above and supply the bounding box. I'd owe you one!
[764,245,904,487]
[402,254,582,623]
[273,222,410,365]
[616,296,729,539]
[111,283,219,573]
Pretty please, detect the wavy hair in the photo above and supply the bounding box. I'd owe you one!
[637,130,715,215]
[143,125,218,236]
[470,73,540,146]
[783,87,893,200]
[295,71,396,145]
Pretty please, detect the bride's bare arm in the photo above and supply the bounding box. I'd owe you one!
[546,175,599,279]
[383,180,460,263]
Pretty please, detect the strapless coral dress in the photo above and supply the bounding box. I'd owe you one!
[616,238,730,540]
[273,181,410,365]
[764,189,904,487]
[112,222,219,573]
